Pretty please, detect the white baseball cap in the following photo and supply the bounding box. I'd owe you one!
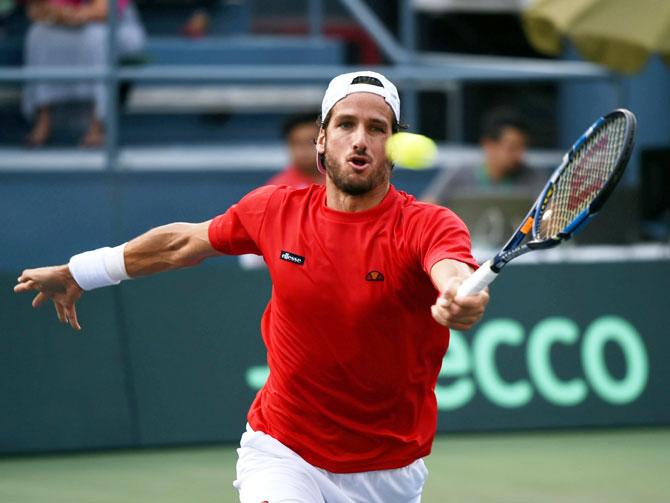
[321,71,400,124]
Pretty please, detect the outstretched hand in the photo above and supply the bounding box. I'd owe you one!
[431,276,488,331]
[14,265,84,331]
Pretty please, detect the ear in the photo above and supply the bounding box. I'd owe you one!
[316,128,326,155]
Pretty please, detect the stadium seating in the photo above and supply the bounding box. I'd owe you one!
[0,2,344,146]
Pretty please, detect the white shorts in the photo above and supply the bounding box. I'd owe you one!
[233,424,428,503]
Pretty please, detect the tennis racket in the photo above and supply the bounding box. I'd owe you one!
[457,108,637,297]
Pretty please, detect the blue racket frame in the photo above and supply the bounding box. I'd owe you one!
[488,109,637,273]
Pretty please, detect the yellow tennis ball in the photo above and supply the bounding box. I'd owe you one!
[386,132,437,169]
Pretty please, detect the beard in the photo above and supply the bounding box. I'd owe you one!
[322,144,390,196]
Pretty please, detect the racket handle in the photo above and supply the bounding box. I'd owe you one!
[457,260,498,297]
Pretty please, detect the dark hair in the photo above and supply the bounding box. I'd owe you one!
[281,112,320,139]
[481,108,529,141]
[351,75,383,87]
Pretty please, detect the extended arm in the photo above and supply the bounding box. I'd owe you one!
[429,259,489,331]
[124,220,217,276]
[14,220,220,331]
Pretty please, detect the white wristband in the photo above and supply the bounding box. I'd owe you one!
[68,243,130,291]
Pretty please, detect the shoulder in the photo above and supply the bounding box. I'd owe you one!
[397,190,465,225]
[241,183,315,201]
[393,190,470,243]
[393,190,474,265]
[236,184,283,206]
[248,183,323,212]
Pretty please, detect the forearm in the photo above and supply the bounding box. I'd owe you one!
[64,220,216,291]
[124,221,215,277]
[429,258,473,293]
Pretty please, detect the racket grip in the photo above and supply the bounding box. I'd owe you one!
[457,260,498,297]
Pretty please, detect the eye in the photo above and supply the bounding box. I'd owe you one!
[369,124,387,134]
[338,120,354,129]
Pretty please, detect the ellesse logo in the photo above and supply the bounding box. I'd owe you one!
[365,270,384,281]
[280,250,305,266]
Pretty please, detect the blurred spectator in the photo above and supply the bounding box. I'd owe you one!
[238,112,324,270]
[180,8,209,38]
[422,108,544,205]
[23,0,145,147]
[266,112,324,188]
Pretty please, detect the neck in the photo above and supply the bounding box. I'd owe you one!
[325,179,390,212]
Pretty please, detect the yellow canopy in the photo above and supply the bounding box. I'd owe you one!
[523,0,670,74]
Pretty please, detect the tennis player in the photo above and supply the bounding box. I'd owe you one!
[14,71,489,502]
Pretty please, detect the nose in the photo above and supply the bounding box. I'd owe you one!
[351,124,368,152]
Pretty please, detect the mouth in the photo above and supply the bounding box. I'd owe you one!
[347,155,371,172]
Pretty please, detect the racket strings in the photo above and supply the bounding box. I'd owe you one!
[538,116,628,239]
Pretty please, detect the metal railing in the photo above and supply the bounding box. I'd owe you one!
[0,0,613,171]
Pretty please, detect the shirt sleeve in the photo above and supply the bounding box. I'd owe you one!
[414,205,480,275]
[208,185,279,255]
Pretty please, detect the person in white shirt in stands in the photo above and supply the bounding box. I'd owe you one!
[23,0,145,147]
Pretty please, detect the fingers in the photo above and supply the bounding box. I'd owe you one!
[454,288,490,308]
[14,279,38,293]
[431,304,450,326]
[32,292,49,308]
[17,269,31,283]
[435,276,461,310]
[432,303,482,330]
[52,300,82,331]
[449,320,481,331]
[54,301,66,323]
[432,279,489,330]
[66,304,81,331]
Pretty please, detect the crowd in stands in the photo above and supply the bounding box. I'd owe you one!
[0,1,665,244]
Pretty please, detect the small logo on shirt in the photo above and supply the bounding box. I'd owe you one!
[280,250,305,266]
[365,270,384,281]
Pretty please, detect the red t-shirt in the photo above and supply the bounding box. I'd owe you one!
[208,184,477,473]
[266,165,324,188]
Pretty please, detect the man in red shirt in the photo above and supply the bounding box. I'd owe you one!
[15,71,489,502]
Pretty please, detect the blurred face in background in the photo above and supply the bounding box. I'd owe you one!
[287,121,319,176]
[482,126,528,182]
